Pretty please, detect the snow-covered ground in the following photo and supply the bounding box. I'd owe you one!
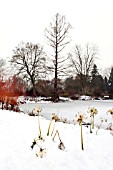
[0,100,113,170]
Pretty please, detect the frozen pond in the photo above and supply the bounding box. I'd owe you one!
[19,100,113,121]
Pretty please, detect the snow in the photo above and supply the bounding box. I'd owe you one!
[0,100,113,170]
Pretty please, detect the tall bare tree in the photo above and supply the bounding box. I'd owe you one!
[69,43,98,94]
[45,13,71,101]
[10,42,46,96]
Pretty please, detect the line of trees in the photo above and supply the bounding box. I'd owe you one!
[0,59,113,100]
[65,64,113,98]
[0,13,113,101]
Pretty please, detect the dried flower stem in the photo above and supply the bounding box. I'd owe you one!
[38,111,42,139]
[77,113,85,150]
[90,123,92,133]
[52,130,61,142]
[88,107,98,130]
[96,122,102,135]
[92,114,94,129]
[51,122,56,136]
[80,123,84,150]
[47,120,53,136]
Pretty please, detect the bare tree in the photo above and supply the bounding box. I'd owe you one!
[0,58,5,78]
[69,43,98,94]
[45,13,71,101]
[10,42,46,96]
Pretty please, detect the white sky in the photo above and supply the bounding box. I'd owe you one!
[0,0,113,69]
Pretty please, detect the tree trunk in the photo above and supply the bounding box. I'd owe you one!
[31,76,37,97]
[53,18,59,102]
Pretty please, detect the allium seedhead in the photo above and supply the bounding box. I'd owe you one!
[33,106,42,113]
[36,148,46,158]
[88,107,98,116]
[58,141,65,151]
[107,108,113,115]
[77,113,87,125]
[52,113,60,122]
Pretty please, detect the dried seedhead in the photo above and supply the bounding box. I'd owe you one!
[58,141,65,151]
[77,113,87,125]
[88,107,98,116]
[36,148,46,158]
[107,108,113,118]
[52,113,60,122]
[33,106,42,115]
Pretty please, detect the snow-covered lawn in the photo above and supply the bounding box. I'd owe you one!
[0,100,113,170]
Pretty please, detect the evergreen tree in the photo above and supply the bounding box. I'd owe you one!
[90,64,99,89]
[91,64,99,79]
[90,64,104,96]
[103,76,108,94]
[108,67,113,94]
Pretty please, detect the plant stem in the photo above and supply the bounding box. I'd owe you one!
[52,130,61,142]
[51,122,56,136]
[92,115,94,129]
[47,120,52,136]
[38,112,42,138]
[80,123,84,150]
[90,123,92,133]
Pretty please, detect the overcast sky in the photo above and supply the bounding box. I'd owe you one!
[0,0,113,70]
